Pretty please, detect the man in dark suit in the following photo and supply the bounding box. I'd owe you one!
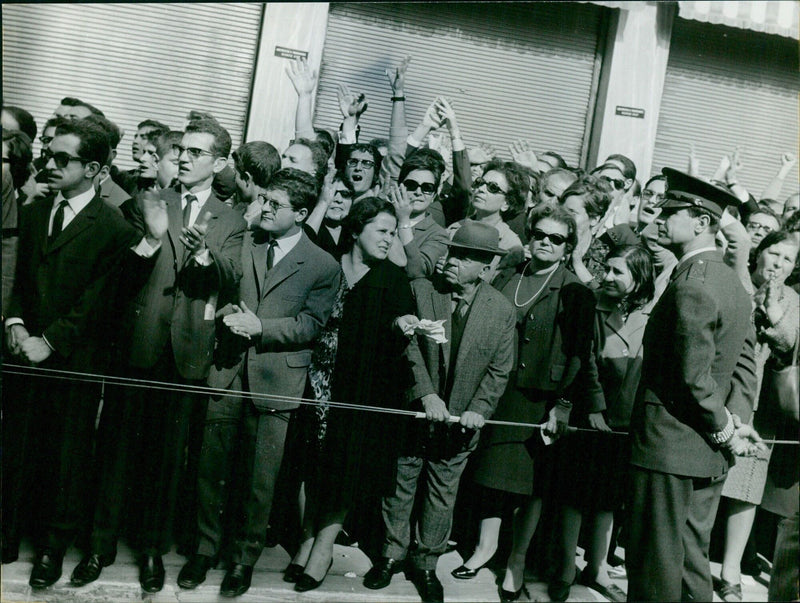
[69,119,246,593]
[176,168,340,597]
[627,169,765,602]
[365,222,515,603]
[2,120,144,585]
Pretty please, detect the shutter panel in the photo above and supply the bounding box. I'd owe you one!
[314,2,603,168]
[2,3,263,170]
[652,18,799,196]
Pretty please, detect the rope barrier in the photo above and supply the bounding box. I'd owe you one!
[2,362,797,445]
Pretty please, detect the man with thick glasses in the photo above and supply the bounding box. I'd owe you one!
[386,148,450,279]
[71,119,245,593]
[178,168,340,597]
[3,119,145,585]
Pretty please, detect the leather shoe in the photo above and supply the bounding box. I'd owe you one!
[451,563,486,579]
[178,554,214,589]
[70,553,114,587]
[548,579,571,602]
[2,545,19,565]
[220,564,253,598]
[408,567,444,603]
[138,555,165,593]
[283,562,305,583]
[364,557,405,590]
[29,548,64,588]
[294,559,332,593]
[500,584,530,602]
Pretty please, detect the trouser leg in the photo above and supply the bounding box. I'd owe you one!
[680,475,724,602]
[411,442,475,571]
[195,383,244,559]
[382,455,424,561]
[626,467,691,602]
[232,402,291,566]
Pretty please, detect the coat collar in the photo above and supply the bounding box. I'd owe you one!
[45,194,104,255]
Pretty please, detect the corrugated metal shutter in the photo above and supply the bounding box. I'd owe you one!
[652,18,799,196]
[2,3,263,171]
[314,2,603,168]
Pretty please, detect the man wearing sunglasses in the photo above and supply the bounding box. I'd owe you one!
[388,149,450,279]
[3,119,143,585]
[73,119,246,593]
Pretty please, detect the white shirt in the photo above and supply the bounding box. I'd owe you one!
[269,229,303,268]
[48,187,96,236]
[181,186,213,228]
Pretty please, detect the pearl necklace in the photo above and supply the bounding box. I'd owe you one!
[513,261,560,308]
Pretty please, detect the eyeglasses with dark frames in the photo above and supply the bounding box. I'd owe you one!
[531,228,568,246]
[42,148,89,169]
[402,179,437,195]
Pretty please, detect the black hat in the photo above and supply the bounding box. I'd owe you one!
[658,168,740,219]
[445,220,507,256]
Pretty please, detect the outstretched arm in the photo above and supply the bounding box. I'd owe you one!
[286,57,318,141]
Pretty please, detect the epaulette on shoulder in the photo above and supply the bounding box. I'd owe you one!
[687,259,708,281]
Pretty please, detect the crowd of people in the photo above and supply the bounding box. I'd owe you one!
[1,55,798,603]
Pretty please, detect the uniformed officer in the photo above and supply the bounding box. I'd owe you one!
[626,168,766,602]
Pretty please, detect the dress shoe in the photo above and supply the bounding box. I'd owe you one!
[408,567,444,603]
[70,553,114,587]
[714,577,743,602]
[283,562,305,583]
[220,564,253,598]
[2,545,19,565]
[294,559,333,593]
[138,554,165,593]
[577,572,626,602]
[499,584,529,602]
[451,563,487,579]
[29,548,64,588]
[364,556,405,589]
[178,554,214,589]
[548,579,571,602]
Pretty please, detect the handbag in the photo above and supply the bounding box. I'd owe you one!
[764,326,800,424]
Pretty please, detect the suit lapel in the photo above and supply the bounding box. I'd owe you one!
[46,195,102,255]
[249,231,268,299]
[164,187,184,261]
[431,286,452,375]
[453,283,488,372]
[262,233,307,297]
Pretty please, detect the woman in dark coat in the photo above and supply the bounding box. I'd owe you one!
[452,205,598,601]
[287,197,415,592]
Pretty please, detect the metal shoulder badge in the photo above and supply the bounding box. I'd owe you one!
[687,260,708,281]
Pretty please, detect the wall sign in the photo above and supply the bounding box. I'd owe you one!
[274,46,309,60]
[615,106,645,118]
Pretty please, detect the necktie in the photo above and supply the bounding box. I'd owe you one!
[50,199,69,243]
[266,239,278,271]
[183,194,197,228]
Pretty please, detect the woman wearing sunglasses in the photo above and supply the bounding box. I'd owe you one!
[454,205,597,602]
[445,159,528,280]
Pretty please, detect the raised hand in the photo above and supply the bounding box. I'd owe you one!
[336,83,368,119]
[385,56,411,95]
[434,97,460,134]
[509,139,538,171]
[387,181,413,223]
[180,210,212,254]
[141,187,168,245]
[781,152,797,169]
[688,143,700,176]
[421,99,444,130]
[286,57,317,96]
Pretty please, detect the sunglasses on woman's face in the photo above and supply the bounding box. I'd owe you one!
[402,179,436,194]
[472,178,507,195]
[531,228,568,246]
[599,175,626,191]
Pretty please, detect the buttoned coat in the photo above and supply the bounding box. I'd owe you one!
[208,230,341,410]
[493,262,601,410]
[407,277,515,419]
[8,193,139,369]
[119,185,245,380]
[630,250,758,478]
